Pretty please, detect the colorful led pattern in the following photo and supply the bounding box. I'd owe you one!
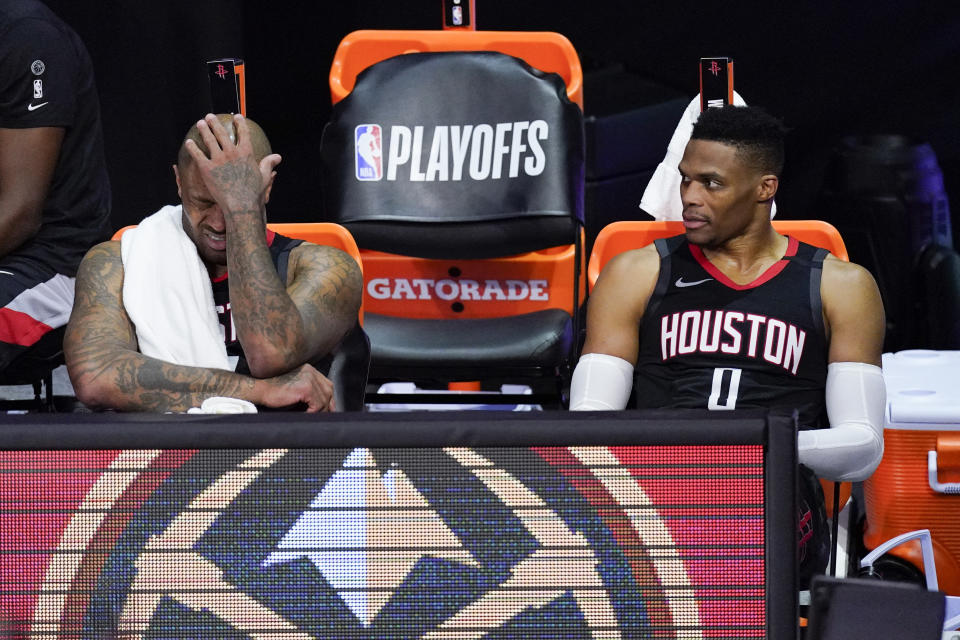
[0,446,764,638]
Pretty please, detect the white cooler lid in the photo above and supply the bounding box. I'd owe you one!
[883,350,960,428]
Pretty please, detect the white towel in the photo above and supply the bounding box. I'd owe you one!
[120,205,232,370]
[187,396,257,414]
[639,92,777,221]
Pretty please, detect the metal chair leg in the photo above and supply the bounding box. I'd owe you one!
[43,369,55,412]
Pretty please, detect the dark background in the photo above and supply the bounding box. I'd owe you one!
[44,1,959,233]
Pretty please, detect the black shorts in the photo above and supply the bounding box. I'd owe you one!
[798,464,831,589]
[0,255,74,370]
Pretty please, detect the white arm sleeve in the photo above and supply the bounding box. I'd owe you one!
[569,353,634,411]
[798,361,886,482]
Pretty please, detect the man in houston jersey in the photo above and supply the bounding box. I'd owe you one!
[570,105,886,586]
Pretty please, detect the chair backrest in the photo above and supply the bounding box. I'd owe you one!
[323,32,586,321]
[329,30,583,108]
[588,220,849,290]
[322,50,583,257]
[113,222,365,322]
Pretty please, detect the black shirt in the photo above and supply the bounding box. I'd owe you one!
[0,0,111,275]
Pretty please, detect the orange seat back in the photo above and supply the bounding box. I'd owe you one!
[588,219,849,290]
[112,222,364,322]
[110,225,136,240]
[329,30,583,108]
[361,233,584,320]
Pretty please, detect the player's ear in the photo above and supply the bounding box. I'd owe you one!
[264,171,276,204]
[757,174,778,203]
[260,153,281,204]
[172,164,182,199]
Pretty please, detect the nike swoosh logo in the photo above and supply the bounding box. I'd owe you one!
[675,277,713,288]
[27,102,48,111]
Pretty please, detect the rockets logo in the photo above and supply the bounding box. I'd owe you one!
[6,445,768,638]
[355,124,383,181]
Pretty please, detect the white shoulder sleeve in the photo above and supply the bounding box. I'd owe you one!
[798,361,886,482]
[569,353,634,411]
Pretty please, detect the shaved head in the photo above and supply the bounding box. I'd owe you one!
[176,113,272,168]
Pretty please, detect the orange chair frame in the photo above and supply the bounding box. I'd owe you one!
[329,30,583,108]
[112,222,364,322]
[588,219,849,290]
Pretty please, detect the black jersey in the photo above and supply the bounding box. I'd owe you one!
[211,232,303,375]
[636,235,830,429]
[0,0,112,275]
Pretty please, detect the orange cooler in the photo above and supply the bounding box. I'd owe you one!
[863,350,960,594]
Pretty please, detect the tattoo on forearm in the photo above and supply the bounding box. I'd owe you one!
[210,162,262,210]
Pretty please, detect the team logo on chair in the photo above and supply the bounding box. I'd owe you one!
[355,124,383,181]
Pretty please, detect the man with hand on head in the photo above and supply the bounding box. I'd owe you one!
[571,106,886,585]
[65,113,362,412]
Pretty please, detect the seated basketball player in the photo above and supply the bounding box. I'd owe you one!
[65,113,362,412]
[570,105,886,585]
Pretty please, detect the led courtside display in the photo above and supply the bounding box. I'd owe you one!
[0,442,772,639]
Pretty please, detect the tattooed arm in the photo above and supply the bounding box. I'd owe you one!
[64,241,336,412]
[230,239,362,377]
[185,113,362,377]
[218,194,362,377]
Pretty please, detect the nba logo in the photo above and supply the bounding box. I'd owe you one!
[355,124,382,181]
[33,79,43,99]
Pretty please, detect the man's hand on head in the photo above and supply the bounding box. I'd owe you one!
[184,113,281,219]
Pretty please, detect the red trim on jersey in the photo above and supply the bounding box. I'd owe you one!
[0,308,53,347]
[688,236,799,291]
[209,230,279,284]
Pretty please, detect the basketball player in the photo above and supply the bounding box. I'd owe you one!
[65,114,362,412]
[570,106,886,585]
